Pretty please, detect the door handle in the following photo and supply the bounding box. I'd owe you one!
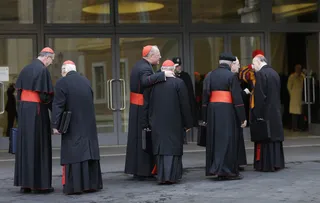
[312,77,315,104]
[0,82,4,114]
[303,77,308,104]
[106,79,111,110]
[109,79,116,111]
[119,79,126,111]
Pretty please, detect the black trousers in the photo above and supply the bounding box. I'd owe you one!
[291,114,302,130]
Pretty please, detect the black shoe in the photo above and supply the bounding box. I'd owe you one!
[238,166,245,171]
[226,174,243,180]
[32,187,54,194]
[20,188,31,193]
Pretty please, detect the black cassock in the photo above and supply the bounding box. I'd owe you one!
[238,80,248,167]
[146,77,193,183]
[51,71,102,194]
[125,59,166,177]
[177,71,198,126]
[252,65,285,172]
[14,59,54,192]
[202,64,246,177]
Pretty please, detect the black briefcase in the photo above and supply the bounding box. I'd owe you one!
[250,119,271,142]
[142,128,152,154]
[197,123,206,147]
[58,111,72,134]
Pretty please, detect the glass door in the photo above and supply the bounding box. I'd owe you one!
[0,36,36,150]
[305,33,320,135]
[228,34,264,67]
[115,35,181,145]
[47,36,119,145]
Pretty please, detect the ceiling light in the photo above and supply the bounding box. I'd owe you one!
[82,2,164,15]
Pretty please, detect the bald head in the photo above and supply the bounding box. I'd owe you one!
[252,55,267,72]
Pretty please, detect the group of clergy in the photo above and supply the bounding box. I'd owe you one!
[125,46,285,184]
[14,47,102,195]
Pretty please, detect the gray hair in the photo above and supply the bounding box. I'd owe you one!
[38,52,54,58]
[219,60,232,66]
[161,66,175,71]
[255,55,268,63]
[145,46,159,57]
[62,63,77,73]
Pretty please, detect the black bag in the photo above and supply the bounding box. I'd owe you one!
[58,111,72,134]
[250,119,271,142]
[142,128,152,154]
[197,124,206,147]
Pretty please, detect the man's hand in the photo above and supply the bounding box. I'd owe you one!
[164,71,175,78]
[53,128,60,135]
[244,88,251,94]
[241,120,247,128]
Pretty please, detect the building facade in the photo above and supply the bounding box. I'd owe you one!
[0,0,319,148]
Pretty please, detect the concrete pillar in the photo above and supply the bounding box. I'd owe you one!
[237,0,261,65]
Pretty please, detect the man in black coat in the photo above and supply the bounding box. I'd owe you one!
[145,60,193,184]
[172,57,198,127]
[125,45,175,179]
[51,60,102,195]
[251,55,285,172]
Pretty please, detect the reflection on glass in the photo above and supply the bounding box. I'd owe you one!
[0,0,33,23]
[46,0,110,23]
[119,37,179,132]
[272,0,317,23]
[117,0,179,23]
[193,37,224,77]
[0,38,33,137]
[231,36,261,67]
[192,0,260,23]
[48,38,115,135]
[305,34,320,125]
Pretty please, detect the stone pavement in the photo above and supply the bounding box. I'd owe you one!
[0,136,320,202]
[0,161,319,203]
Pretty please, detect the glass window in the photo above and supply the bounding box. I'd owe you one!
[48,38,115,136]
[230,35,262,67]
[0,0,33,23]
[192,0,260,23]
[117,0,179,23]
[119,37,179,133]
[193,37,225,75]
[0,38,34,138]
[46,0,110,23]
[272,0,318,23]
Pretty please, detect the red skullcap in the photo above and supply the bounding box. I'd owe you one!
[63,60,75,65]
[194,72,200,76]
[162,60,175,67]
[40,47,54,54]
[252,49,264,58]
[142,45,153,57]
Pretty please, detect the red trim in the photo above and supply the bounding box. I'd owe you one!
[62,165,66,185]
[256,144,261,161]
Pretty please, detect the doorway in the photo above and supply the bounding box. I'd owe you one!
[46,35,181,146]
[270,32,320,135]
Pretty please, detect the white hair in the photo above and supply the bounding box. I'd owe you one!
[145,46,159,57]
[219,60,232,66]
[62,64,76,73]
[161,66,175,71]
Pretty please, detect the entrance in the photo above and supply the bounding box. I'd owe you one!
[270,32,320,135]
[0,36,36,150]
[47,35,181,146]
